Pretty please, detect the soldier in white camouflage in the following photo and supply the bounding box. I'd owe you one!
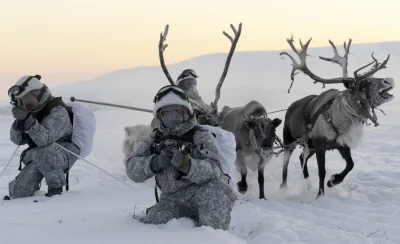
[125,85,237,230]
[176,69,219,126]
[6,75,80,199]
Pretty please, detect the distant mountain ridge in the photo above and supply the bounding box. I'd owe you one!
[1,41,399,114]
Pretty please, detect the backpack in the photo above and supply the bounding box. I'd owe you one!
[61,101,96,192]
[66,102,96,158]
[199,125,237,187]
[25,97,96,158]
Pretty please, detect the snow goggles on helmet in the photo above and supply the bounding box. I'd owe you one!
[153,85,189,103]
[177,69,198,81]
[8,75,42,106]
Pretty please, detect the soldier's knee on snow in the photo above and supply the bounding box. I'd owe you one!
[195,181,236,231]
[8,178,35,199]
[197,180,237,202]
[144,210,177,225]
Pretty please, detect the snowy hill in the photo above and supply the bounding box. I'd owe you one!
[51,41,400,111]
[1,41,400,244]
[2,41,399,115]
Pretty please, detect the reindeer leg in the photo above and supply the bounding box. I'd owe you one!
[315,148,327,198]
[258,158,266,200]
[299,150,315,190]
[236,155,248,194]
[327,147,354,188]
[280,149,293,189]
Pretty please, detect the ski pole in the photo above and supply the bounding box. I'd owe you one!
[54,143,134,189]
[70,97,288,115]
[70,97,153,113]
[0,146,20,179]
[268,108,288,114]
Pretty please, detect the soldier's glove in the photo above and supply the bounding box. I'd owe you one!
[12,107,28,120]
[171,146,191,174]
[23,115,37,131]
[150,150,173,173]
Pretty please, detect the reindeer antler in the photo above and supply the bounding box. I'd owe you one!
[319,39,352,78]
[159,25,175,85]
[280,36,347,93]
[354,53,390,81]
[212,23,242,113]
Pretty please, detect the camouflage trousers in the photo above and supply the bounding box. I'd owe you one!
[143,180,237,230]
[9,142,80,199]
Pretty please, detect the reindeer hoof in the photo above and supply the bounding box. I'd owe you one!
[237,182,248,194]
[327,174,342,188]
[316,189,324,199]
[279,182,287,189]
[306,178,313,190]
[259,196,267,200]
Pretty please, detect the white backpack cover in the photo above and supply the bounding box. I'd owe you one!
[200,125,238,187]
[67,103,96,158]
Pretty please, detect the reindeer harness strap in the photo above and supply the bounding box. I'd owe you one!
[305,97,340,136]
[273,97,340,156]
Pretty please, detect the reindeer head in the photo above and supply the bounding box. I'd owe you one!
[343,77,395,109]
[239,101,282,158]
[280,37,395,125]
[244,117,282,159]
[122,125,151,158]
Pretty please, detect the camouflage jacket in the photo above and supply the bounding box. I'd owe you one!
[125,129,225,201]
[10,106,73,149]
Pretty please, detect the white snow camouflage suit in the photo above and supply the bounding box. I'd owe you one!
[9,95,80,199]
[125,118,237,230]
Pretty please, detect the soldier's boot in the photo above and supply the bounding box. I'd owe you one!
[45,187,63,197]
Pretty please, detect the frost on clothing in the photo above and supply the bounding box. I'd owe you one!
[125,127,237,230]
[9,105,80,199]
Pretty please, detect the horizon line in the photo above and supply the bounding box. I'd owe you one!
[101,39,400,74]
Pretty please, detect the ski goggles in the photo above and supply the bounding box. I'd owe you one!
[8,75,41,104]
[153,85,189,103]
[177,69,198,81]
[159,106,186,119]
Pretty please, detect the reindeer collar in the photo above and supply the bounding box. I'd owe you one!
[357,98,379,127]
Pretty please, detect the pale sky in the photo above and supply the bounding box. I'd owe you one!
[1,0,399,92]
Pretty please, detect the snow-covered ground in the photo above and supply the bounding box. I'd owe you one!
[1,106,399,244]
[1,42,399,243]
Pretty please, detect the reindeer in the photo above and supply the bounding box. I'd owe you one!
[279,37,395,198]
[157,24,282,199]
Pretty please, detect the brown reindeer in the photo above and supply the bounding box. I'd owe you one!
[280,36,395,198]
